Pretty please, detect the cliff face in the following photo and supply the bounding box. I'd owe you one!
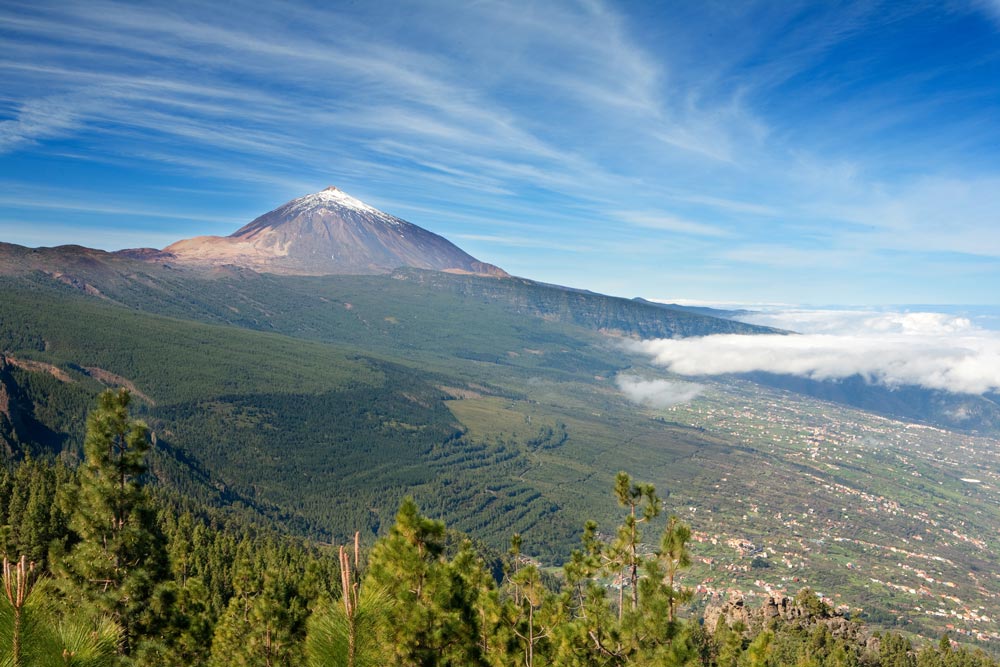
[0,356,64,458]
[391,268,780,339]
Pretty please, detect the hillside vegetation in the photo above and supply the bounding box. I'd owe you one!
[1,263,999,644]
[2,405,995,667]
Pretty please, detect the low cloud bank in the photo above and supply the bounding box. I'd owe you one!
[626,310,1000,395]
[615,375,704,407]
[735,309,977,336]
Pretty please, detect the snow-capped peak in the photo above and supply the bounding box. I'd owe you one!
[284,186,388,217]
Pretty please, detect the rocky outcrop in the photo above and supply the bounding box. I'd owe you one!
[80,366,154,405]
[704,594,753,634]
[704,593,873,648]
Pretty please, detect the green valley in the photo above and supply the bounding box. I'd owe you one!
[0,261,998,649]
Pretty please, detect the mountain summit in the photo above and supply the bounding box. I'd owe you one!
[163,187,507,277]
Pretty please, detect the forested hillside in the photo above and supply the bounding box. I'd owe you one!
[3,267,1000,645]
[2,389,996,667]
[0,273,758,557]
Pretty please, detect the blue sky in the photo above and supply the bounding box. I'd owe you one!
[2,0,999,304]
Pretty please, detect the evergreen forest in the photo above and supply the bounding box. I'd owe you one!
[1,389,997,667]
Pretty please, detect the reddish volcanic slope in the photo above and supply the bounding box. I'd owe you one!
[163,187,507,277]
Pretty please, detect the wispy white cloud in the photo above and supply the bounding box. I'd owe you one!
[0,0,655,244]
[452,233,594,253]
[0,93,95,152]
[977,0,1000,26]
[826,176,1000,257]
[665,193,778,217]
[0,193,243,225]
[617,211,732,237]
[720,245,864,269]
[1,0,999,302]
[615,375,704,408]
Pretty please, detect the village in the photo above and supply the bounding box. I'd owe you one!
[650,379,1000,645]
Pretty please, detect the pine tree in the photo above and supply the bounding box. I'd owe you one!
[207,536,311,667]
[744,631,773,667]
[1,555,121,667]
[364,498,491,666]
[1,555,42,667]
[507,565,551,667]
[208,572,304,667]
[306,533,390,667]
[56,388,166,654]
[2,458,70,569]
[660,515,692,624]
[558,518,627,664]
[714,621,746,667]
[363,497,446,666]
[611,472,659,617]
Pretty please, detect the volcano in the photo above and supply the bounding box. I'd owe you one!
[162,187,507,277]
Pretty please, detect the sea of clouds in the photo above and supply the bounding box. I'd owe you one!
[623,308,1000,397]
